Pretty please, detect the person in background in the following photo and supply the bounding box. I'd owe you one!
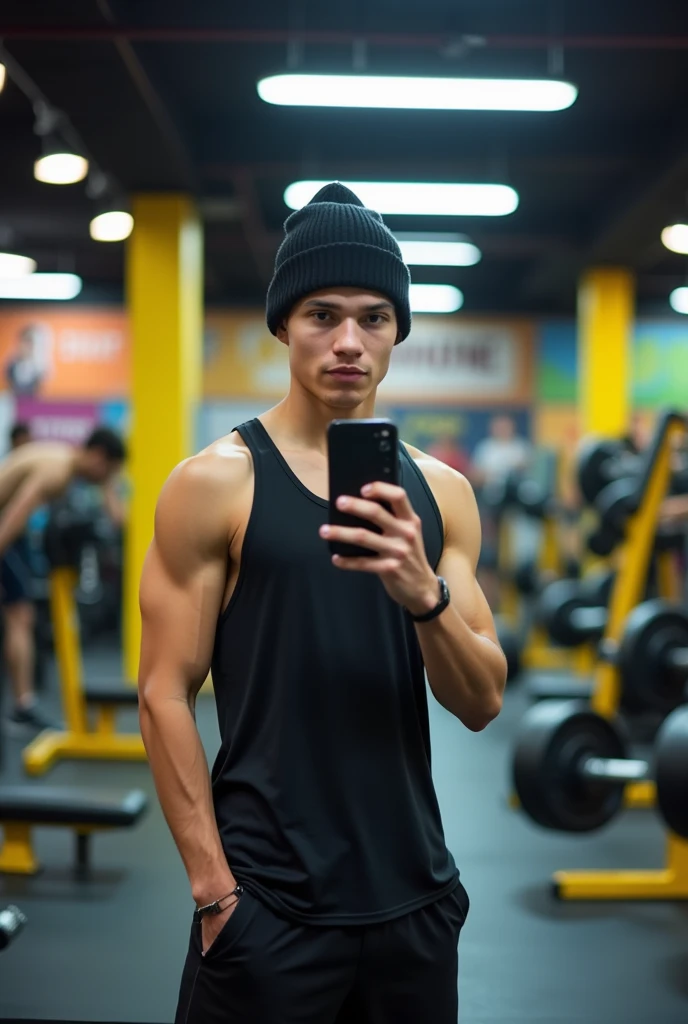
[0,427,126,733]
[9,422,32,450]
[471,414,533,609]
[5,326,47,397]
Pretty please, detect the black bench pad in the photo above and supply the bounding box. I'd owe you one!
[0,787,147,826]
[84,685,139,706]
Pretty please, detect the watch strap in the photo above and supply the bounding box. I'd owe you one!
[194,884,244,922]
[409,576,450,622]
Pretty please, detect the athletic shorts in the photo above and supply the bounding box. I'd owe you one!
[175,883,469,1024]
[0,535,34,605]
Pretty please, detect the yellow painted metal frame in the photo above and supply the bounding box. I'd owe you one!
[23,569,147,777]
[0,820,116,875]
[554,417,688,899]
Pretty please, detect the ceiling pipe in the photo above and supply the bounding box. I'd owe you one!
[1,27,688,51]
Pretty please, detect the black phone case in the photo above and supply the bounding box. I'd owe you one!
[327,419,399,557]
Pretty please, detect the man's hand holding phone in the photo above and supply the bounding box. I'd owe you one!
[320,481,438,617]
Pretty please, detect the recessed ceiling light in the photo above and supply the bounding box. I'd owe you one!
[0,253,37,278]
[34,151,89,185]
[396,235,481,266]
[409,284,463,313]
[0,64,5,94]
[258,74,578,112]
[90,211,134,242]
[669,287,688,314]
[661,224,688,255]
[0,273,82,300]
[285,181,518,217]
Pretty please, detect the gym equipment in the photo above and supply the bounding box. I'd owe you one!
[0,905,26,950]
[513,698,688,900]
[0,786,147,875]
[577,438,640,506]
[22,507,146,776]
[615,600,688,715]
[539,579,608,648]
[587,477,638,557]
[513,699,688,835]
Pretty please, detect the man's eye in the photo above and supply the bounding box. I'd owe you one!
[367,315,385,324]
[312,311,330,321]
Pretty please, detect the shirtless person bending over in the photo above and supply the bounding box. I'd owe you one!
[0,427,126,732]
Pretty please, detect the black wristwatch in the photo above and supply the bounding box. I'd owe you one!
[194,884,244,922]
[408,576,450,623]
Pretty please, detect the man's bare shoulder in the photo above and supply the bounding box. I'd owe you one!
[402,441,473,500]
[164,431,252,503]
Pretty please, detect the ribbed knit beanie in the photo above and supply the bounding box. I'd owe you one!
[266,182,411,341]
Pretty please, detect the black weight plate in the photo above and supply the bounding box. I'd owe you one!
[618,600,688,715]
[538,579,588,648]
[513,700,628,832]
[587,523,619,558]
[655,705,688,839]
[577,439,623,506]
[594,477,638,532]
[514,560,540,596]
[579,569,615,608]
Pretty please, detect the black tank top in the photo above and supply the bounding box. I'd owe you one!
[210,418,459,926]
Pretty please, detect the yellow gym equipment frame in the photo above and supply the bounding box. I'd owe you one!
[22,568,147,776]
[554,413,688,900]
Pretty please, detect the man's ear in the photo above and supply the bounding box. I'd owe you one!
[276,320,289,346]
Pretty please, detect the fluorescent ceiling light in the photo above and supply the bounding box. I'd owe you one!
[0,64,5,93]
[259,74,578,112]
[34,152,89,185]
[0,273,82,300]
[669,287,688,314]
[410,284,463,314]
[661,224,688,255]
[397,234,481,266]
[0,253,37,278]
[90,210,134,242]
[284,181,518,217]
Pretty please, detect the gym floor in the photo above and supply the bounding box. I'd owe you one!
[1,650,688,1024]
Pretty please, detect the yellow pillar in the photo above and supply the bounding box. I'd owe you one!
[123,195,203,682]
[578,268,634,437]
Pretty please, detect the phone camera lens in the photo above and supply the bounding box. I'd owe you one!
[381,429,390,438]
[379,440,391,453]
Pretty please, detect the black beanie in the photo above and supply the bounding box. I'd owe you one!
[266,182,411,341]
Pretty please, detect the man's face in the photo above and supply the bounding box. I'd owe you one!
[81,449,121,485]
[492,416,515,441]
[276,287,399,411]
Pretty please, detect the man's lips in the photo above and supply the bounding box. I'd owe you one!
[326,367,367,377]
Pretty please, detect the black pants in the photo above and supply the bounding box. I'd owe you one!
[175,884,469,1024]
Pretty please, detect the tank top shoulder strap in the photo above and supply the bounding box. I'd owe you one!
[233,417,272,456]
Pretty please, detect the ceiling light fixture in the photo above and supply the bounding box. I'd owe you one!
[0,253,37,278]
[396,234,481,266]
[0,273,82,301]
[34,137,89,185]
[669,287,688,314]
[0,64,6,93]
[409,284,463,314]
[90,210,134,242]
[285,181,518,217]
[258,74,578,112]
[661,224,688,255]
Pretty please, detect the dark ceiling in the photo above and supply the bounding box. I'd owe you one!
[2,0,688,314]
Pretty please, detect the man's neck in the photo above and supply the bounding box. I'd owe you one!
[263,386,377,455]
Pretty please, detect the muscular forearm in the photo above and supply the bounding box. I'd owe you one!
[416,606,506,731]
[139,690,236,904]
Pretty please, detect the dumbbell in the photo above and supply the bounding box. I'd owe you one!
[577,439,640,507]
[513,699,688,836]
[0,905,26,951]
[614,600,688,716]
[538,571,614,648]
[587,477,638,557]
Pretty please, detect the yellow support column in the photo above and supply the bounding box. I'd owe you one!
[578,268,634,437]
[124,195,203,683]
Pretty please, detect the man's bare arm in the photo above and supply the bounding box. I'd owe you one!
[414,465,507,731]
[138,452,245,911]
[0,476,53,555]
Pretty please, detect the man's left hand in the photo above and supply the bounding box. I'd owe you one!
[320,482,439,617]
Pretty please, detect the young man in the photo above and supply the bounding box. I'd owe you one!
[139,183,507,1024]
[1,426,126,731]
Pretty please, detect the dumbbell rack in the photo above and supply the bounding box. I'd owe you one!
[22,568,147,775]
[555,410,688,899]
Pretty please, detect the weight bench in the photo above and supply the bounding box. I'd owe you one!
[0,786,147,875]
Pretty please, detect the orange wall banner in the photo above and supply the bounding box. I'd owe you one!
[0,308,130,399]
[203,311,535,404]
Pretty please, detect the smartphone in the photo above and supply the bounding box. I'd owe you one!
[327,418,399,557]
